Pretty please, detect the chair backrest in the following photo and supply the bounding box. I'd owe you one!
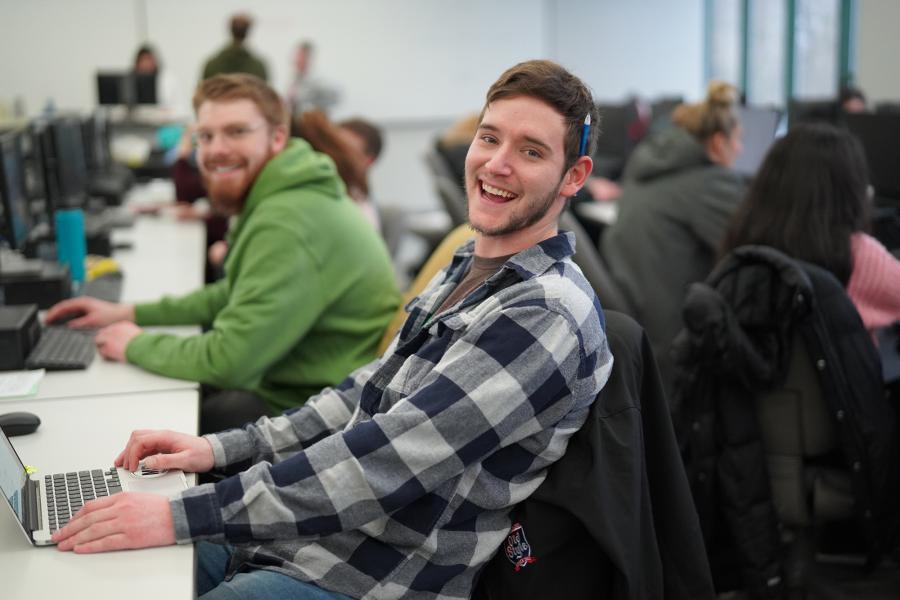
[375,203,406,258]
[433,174,468,227]
[559,210,632,314]
[377,224,475,354]
[754,331,852,526]
[473,310,714,600]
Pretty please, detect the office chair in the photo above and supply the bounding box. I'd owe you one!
[375,203,406,259]
[672,245,900,599]
[432,173,468,227]
[377,224,475,354]
[559,210,632,314]
[473,311,715,600]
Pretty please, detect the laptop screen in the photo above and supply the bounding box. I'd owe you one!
[0,429,29,527]
[734,107,782,178]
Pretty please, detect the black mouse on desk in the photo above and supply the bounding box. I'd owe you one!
[0,412,41,437]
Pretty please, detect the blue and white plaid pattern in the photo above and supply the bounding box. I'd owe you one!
[169,231,613,600]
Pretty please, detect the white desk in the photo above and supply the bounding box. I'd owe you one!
[18,326,196,401]
[112,212,206,302]
[25,211,206,401]
[0,390,198,600]
[574,200,619,227]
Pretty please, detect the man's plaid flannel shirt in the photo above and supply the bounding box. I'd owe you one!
[169,231,613,599]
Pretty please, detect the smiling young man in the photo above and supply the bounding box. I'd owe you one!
[51,61,611,600]
[45,74,399,431]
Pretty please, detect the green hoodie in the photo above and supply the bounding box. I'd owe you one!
[126,139,399,413]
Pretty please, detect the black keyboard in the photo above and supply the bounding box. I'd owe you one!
[25,327,95,370]
[80,273,123,303]
[44,468,121,533]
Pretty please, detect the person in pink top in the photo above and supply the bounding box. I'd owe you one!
[720,123,900,333]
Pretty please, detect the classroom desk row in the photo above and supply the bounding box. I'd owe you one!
[1,191,205,600]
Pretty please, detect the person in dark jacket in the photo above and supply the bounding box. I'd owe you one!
[475,311,715,600]
[602,81,745,393]
[672,246,900,599]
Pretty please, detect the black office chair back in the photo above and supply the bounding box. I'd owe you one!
[559,210,632,314]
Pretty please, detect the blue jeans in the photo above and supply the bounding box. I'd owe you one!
[196,541,353,600]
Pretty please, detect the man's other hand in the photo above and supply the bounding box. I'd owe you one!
[95,321,143,362]
[52,492,176,553]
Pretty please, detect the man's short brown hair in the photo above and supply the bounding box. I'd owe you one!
[483,60,598,171]
[193,74,286,128]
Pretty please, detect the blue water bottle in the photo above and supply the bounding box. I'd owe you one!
[54,209,87,285]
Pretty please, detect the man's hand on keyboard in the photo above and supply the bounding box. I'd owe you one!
[115,429,215,474]
[45,297,135,329]
[52,492,175,553]
[96,321,143,362]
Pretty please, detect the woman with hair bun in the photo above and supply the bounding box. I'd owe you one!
[602,81,746,392]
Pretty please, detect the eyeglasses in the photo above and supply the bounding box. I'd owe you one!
[194,122,267,147]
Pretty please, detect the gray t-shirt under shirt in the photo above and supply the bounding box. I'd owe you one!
[434,253,513,316]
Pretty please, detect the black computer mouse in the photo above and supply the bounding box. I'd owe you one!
[0,412,41,437]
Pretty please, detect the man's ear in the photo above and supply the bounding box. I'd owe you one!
[270,124,289,153]
[560,155,593,197]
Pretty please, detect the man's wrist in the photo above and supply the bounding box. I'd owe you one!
[122,304,136,322]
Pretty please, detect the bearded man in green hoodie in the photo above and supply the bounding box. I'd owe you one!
[46,74,399,432]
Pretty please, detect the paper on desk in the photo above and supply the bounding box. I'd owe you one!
[0,369,45,400]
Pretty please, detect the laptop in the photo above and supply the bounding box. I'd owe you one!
[0,426,187,546]
[734,106,783,179]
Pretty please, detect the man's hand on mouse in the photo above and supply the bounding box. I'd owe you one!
[115,429,215,474]
[95,322,144,362]
[52,492,176,553]
[45,297,135,329]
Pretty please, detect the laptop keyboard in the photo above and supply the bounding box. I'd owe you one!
[25,327,96,370]
[44,468,122,533]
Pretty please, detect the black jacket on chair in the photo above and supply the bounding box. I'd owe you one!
[672,245,900,599]
[473,311,715,600]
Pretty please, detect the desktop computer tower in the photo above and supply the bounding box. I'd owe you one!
[0,260,71,309]
[0,304,40,370]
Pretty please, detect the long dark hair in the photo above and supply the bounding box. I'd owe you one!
[720,123,870,284]
[293,110,369,199]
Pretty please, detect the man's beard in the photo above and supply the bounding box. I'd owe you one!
[467,177,563,237]
[202,150,273,216]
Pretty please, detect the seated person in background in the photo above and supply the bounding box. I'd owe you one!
[602,81,745,392]
[293,110,380,231]
[436,112,481,186]
[838,85,868,114]
[50,59,613,600]
[337,117,384,171]
[132,44,184,121]
[720,123,900,334]
[46,74,399,433]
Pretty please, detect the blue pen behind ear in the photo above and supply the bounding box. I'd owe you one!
[579,114,591,156]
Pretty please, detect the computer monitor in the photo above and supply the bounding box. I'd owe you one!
[733,106,782,178]
[788,99,840,128]
[592,102,640,179]
[134,73,157,105]
[49,117,89,208]
[0,132,34,251]
[96,72,157,106]
[845,112,900,202]
[25,120,60,218]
